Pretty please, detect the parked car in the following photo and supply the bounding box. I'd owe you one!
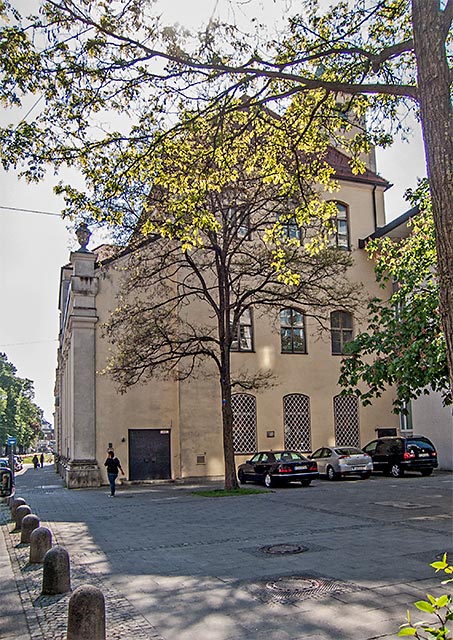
[309,446,373,480]
[0,458,9,468]
[14,456,23,472]
[362,436,438,478]
[237,450,318,487]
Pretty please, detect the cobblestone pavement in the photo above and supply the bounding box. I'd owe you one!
[1,464,452,640]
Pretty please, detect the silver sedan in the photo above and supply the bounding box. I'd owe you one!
[310,446,373,480]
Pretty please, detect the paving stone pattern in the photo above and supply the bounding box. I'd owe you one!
[1,465,452,640]
[1,504,164,640]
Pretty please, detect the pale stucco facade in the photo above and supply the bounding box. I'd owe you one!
[54,165,411,488]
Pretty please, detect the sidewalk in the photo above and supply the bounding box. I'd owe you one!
[0,505,31,640]
[1,463,452,640]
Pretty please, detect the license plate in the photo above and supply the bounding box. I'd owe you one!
[419,453,429,457]
[350,466,364,471]
[294,465,307,471]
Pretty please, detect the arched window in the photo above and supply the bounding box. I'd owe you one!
[329,201,350,250]
[330,311,353,355]
[280,308,307,353]
[283,394,311,451]
[333,394,360,447]
[231,394,257,454]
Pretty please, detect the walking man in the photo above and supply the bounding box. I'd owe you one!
[104,450,124,497]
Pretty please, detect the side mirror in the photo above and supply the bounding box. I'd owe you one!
[0,468,14,498]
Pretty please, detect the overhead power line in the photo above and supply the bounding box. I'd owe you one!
[0,205,61,217]
[0,340,58,348]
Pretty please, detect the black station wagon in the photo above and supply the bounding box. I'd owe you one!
[362,436,438,478]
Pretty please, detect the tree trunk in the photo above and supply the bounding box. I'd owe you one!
[220,360,239,490]
[412,0,453,397]
[216,249,239,490]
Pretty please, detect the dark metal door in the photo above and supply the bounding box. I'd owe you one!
[129,429,171,481]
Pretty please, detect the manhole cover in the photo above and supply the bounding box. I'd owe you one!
[246,574,360,604]
[267,577,321,592]
[375,501,430,509]
[260,543,307,555]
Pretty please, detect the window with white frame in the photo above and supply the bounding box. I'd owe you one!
[231,309,253,351]
[228,205,250,240]
[330,310,353,355]
[280,308,307,353]
[399,401,413,431]
[231,393,257,454]
[331,202,350,250]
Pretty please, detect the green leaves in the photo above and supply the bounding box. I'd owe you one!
[339,181,449,412]
[398,555,453,639]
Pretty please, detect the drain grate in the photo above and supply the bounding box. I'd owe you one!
[246,574,360,604]
[260,543,308,555]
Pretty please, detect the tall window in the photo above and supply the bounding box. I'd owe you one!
[333,394,360,447]
[283,394,311,451]
[231,393,257,454]
[400,401,413,431]
[281,218,301,240]
[231,309,253,351]
[228,206,250,240]
[280,308,307,353]
[332,202,350,250]
[330,311,353,355]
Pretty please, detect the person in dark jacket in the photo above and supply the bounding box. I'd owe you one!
[104,450,124,497]
[40,453,44,468]
[32,454,39,469]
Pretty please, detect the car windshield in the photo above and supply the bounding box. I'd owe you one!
[274,451,304,461]
[334,448,364,456]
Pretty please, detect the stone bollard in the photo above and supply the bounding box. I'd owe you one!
[29,527,52,563]
[11,497,26,518]
[67,585,106,640]
[42,545,71,595]
[20,514,40,543]
[14,505,31,531]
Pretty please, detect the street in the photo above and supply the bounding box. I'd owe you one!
[1,464,452,640]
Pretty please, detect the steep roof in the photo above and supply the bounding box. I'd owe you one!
[325,146,391,189]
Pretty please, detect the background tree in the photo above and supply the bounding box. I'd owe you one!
[0,353,44,452]
[339,181,450,412]
[102,104,362,489]
[0,1,451,385]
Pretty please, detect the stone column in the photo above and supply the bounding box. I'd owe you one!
[59,231,101,488]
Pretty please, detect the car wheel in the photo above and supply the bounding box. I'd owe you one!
[238,470,246,484]
[300,479,311,487]
[420,468,433,476]
[326,466,337,481]
[264,473,275,488]
[390,463,404,478]
[360,472,371,480]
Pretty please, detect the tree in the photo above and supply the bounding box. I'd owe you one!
[0,2,451,384]
[339,181,450,412]
[0,353,44,451]
[101,105,361,489]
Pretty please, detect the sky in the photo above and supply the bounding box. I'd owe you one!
[0,0,427,424]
